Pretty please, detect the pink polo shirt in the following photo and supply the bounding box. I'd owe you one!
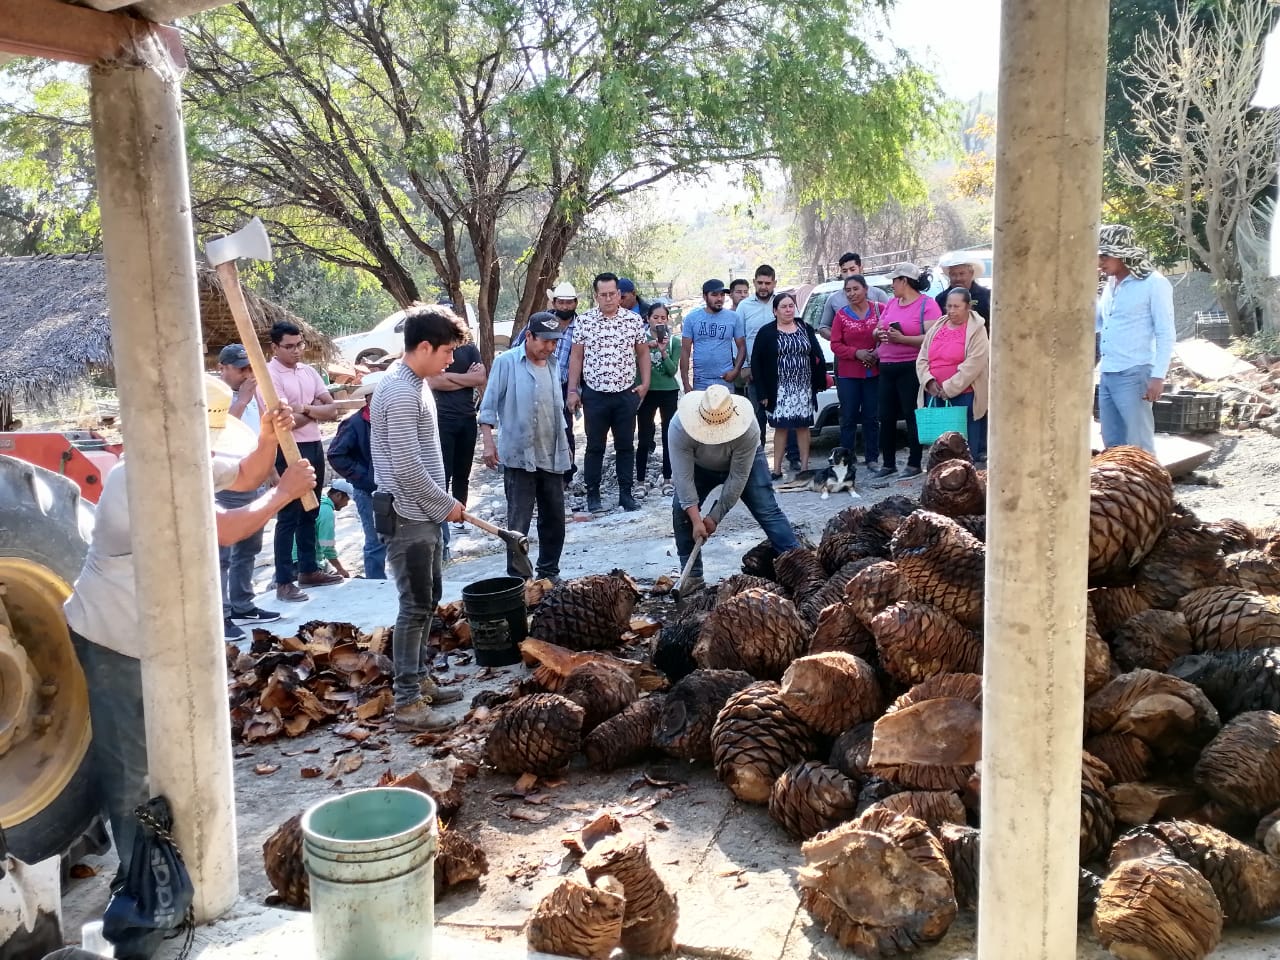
[267,356,327,442]
[876,295,942,364]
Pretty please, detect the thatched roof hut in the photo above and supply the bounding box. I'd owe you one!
[0,253,336,409]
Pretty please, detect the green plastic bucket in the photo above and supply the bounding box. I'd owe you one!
[302,787,437,960]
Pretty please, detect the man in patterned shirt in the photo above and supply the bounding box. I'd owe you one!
[566,272,651,514]
[370,304,469,732]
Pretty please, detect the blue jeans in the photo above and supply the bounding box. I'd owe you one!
[69,630,149,877]
[383,517,442,707]
[1099,364,1155,453]
[837,376,880,465]
[672,449,800,577]
[216,486,263,616]
[352,489,387,579]
[946,392,988,461]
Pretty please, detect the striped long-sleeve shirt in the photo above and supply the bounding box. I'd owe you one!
[370,362,455,522]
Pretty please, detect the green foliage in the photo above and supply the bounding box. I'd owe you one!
[262,258,396,337]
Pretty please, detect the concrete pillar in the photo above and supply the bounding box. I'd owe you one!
[88,34,238,921]
[978,1,1110,958]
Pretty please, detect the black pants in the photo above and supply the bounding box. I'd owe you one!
[582,385,639,496]
[878,361,922,470]
[439,415,478,505]
[636,388,679,482]
[274,439,325,583]
[504,467,566,578]
[561,382,576,483]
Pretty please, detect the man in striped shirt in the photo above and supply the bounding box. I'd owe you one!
[370,304,469,732]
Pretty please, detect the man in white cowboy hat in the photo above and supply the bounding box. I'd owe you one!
[1095,223,1176,454]
[328,371,387,578]
[63,377,317,879]
[668,384,801,593]
[935,250,992,326]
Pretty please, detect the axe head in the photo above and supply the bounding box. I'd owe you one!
[205,217,273,267]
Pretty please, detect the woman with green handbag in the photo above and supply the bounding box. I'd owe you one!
[916,287,991,462]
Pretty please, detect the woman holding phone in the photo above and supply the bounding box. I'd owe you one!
[870,263,941,479]
[917,286,990,462]
[636,303,681,495]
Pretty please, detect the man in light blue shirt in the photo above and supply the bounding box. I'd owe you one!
[1095,224,1176,454]
[680,278,746,392]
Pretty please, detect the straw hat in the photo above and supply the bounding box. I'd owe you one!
[937,250,986,278]
[206,376,258,458]
[676,385,755,445]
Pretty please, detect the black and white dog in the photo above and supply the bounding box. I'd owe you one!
[779,447,859,499]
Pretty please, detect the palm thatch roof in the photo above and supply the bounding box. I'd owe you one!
[0,253,336,408]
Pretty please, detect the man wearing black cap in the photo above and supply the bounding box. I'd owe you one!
[618,277,651,320]
[215,344,280,640]
[478,313,572,580]
[680,279,746,393]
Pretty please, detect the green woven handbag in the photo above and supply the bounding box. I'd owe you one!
[915,395,968,444]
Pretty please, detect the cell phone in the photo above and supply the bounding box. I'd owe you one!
[653,323,669,341]
[888,322,903,334]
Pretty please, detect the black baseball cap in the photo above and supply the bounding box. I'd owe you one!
[526,311,567,340]
[218,343,251,368]
[702,279,728,295]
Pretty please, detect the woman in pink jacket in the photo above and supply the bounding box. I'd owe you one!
[829,274,882,468]
[916,286,991,462]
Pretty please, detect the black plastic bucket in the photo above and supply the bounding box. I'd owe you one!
[461,576,527,667]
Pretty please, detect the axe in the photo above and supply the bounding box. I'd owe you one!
[205,219,318,511]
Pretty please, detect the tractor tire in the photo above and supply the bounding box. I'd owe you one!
[0,455,97,864]
[355,348,388,366]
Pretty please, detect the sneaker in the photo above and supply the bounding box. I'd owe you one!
[899,465,923,479]
[230,606,281,625]
[619,492,640,511]
[394,698,455,732]
[869,466,897,480]
[276,582,309,603]
[587,493,605,514]
[420,677,465,704]
[223,618,246,641]
[299,570,344,587]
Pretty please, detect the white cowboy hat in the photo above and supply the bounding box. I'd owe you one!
[349,370,386,399]
[676,385,755,446]
[937,250,986,278]
[206,376,258,458]
[546,281,579,301]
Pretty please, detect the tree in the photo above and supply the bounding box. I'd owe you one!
[1113,0,1280,336]
[185,0,948,362]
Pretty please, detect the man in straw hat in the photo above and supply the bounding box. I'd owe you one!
[668,384,800,594]
[64,378,317,878]
[935,250,991,326]
[1096,224,1176,454]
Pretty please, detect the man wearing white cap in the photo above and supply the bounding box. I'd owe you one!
[668,384,800,592]
[934,251,992,326]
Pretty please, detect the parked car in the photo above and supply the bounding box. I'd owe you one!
[333,303,479,365]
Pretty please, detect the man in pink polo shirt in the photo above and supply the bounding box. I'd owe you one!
[267,321,343,601]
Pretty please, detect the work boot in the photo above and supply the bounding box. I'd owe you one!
[300,569,344,587]
[618,490,640,512]
[587,491,605,514]
[276,582,309,603]
[420,676,465,704]
[394,698,455,733]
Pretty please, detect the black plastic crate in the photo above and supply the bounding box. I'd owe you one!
[1195,311,1231,347]
[1153,389,1223,434]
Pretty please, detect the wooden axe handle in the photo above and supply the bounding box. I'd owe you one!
[462,511,504,537]
[215,261,319,511]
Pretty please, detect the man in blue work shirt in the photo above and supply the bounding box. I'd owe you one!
[1096,224,1176,454]
[680,278,746,393]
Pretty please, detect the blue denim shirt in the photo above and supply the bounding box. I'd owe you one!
[1095,270,1176,378]
[477,346,572,473]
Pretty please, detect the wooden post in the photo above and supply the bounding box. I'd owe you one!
[88,33,238,922]
[978,0,1110,957]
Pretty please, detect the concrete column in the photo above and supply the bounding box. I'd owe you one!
[978,1,1109,958]
[88,34,238,921]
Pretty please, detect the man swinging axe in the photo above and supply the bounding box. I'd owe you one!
[668,384,800,595]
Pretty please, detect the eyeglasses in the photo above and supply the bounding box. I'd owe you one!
[279,340,307,350]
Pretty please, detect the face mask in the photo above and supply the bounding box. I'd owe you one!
[554,308,576,321]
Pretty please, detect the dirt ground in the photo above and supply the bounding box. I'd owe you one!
[60,423,1280,959]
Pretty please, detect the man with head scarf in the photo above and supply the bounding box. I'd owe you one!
[1096,224,1176,454]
